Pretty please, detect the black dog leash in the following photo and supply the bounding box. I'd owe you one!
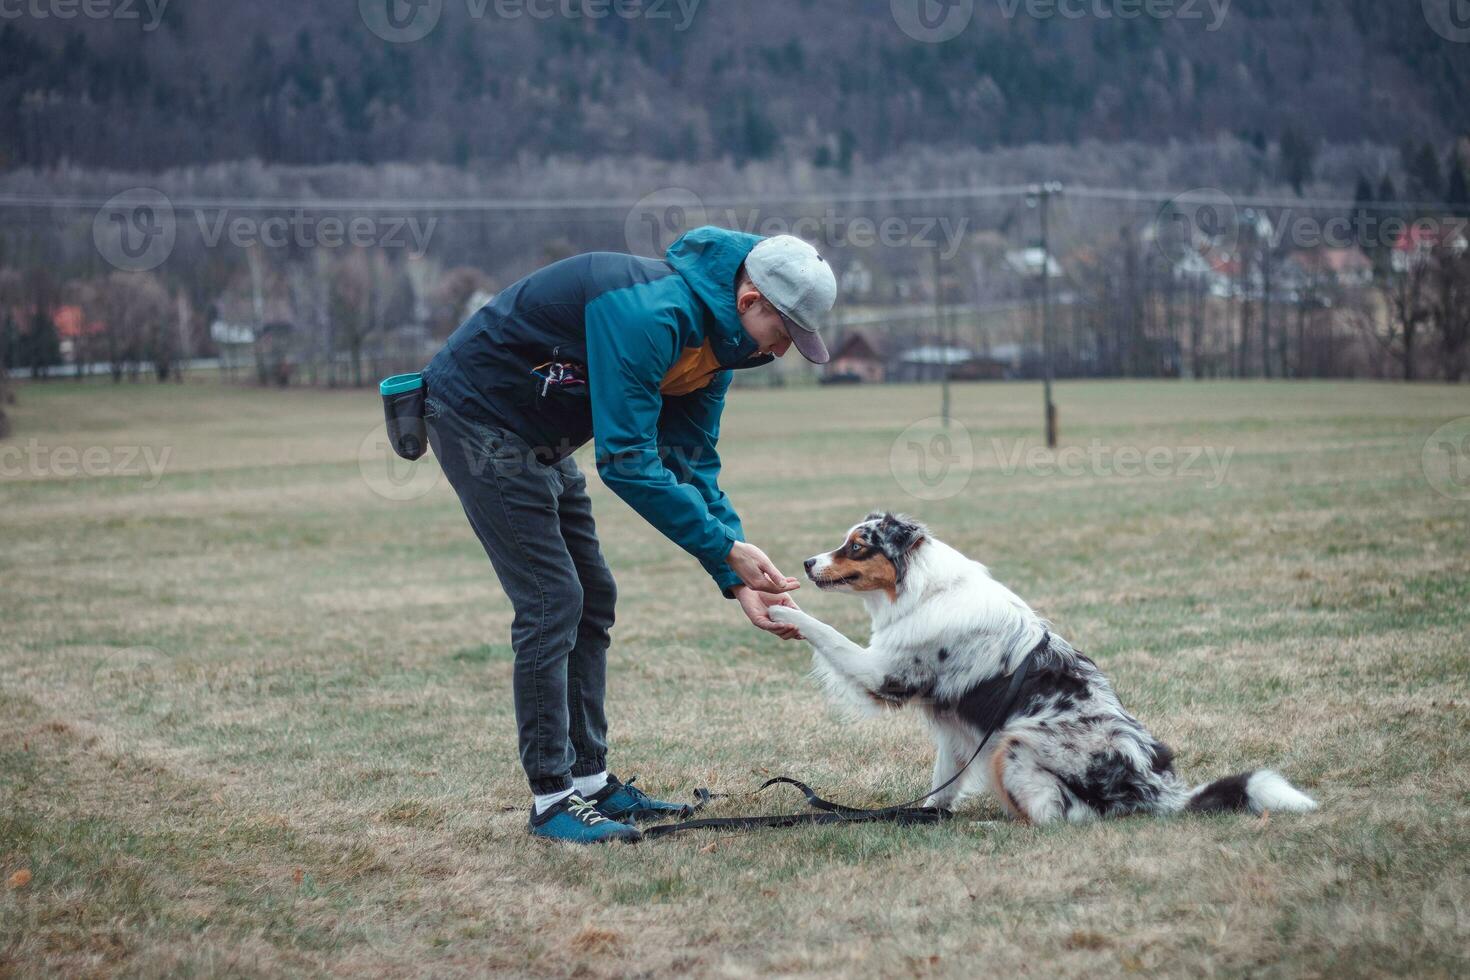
[643,635,1045,841]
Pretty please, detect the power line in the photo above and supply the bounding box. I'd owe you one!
[0,185,1453,213]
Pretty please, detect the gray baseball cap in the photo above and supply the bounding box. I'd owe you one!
[745,235,838,364]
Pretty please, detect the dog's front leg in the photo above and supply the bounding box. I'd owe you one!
[768,607,889,691]
[925,724,972,810]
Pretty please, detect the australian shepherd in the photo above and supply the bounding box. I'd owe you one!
[769,513,1318,824]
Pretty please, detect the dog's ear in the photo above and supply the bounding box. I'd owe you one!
[880,512,928,554]
[875,513,928,588]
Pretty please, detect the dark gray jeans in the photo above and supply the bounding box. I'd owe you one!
[426,396,616,795]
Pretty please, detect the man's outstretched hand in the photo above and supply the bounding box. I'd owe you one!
[733,586,804,640]
[726,541,801,594]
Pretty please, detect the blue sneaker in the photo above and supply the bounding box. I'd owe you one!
[587,775,693,824]
[528,794,642,844]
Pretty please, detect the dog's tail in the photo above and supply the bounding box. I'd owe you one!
[1183,769,1318,815]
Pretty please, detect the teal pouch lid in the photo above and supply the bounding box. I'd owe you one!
[380,373,424,397]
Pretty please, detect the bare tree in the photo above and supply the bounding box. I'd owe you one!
[80,273,173,383]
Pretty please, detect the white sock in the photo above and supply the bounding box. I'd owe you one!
[572,771,610,797]
[533,788,575,815]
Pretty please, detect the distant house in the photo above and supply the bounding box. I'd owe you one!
[52,306,106,363]
[1004,247,1064,280]
[823,331,884,384]
[1392,224,1469,273]
[1285,247,1373,288]
[211,320,257,378]
[890,345,1008,383]
[839,260,873,299]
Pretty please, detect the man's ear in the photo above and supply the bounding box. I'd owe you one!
[735,284,762,314]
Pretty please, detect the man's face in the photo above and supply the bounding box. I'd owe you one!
[736,283,793,358]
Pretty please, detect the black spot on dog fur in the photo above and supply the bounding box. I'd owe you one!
[937,648,949,662]
[873,675,930,705]
[1149,741,1176,775]
[1186,773,1253,813]
[1059,750,1165,817]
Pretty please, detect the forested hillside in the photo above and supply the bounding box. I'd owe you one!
[1,0,1464,171]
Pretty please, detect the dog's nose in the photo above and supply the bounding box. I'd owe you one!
[804,558,817,573]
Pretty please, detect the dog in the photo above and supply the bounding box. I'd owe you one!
[768,513,1318,824]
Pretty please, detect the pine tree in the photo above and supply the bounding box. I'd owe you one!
[1352,174,1375,251]
[1279,128,1315,195]
[1447,148,1469,215]
[1406,141,1444,202]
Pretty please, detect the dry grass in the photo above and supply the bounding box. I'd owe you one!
[2,376,1468,978]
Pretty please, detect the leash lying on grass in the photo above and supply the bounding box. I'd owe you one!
[643,637,1044,841]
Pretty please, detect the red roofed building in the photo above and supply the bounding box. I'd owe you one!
[51,306,107,363]
[824,331,885,384]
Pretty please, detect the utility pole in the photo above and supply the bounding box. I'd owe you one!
[933,247,950,428]
[1028,182,1063,448]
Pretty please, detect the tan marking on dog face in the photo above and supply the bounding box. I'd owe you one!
[811,527,898,600]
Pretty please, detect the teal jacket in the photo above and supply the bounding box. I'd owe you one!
[423,227,773,594]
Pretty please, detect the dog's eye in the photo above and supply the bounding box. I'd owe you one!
[849,541,863,557]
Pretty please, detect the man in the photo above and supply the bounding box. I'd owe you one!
[421,227,838,843]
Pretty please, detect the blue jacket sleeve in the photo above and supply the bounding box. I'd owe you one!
[584,291,742,592]
[659,370,746,596]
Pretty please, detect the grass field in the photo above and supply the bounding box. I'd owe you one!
[2,376,1468,978]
